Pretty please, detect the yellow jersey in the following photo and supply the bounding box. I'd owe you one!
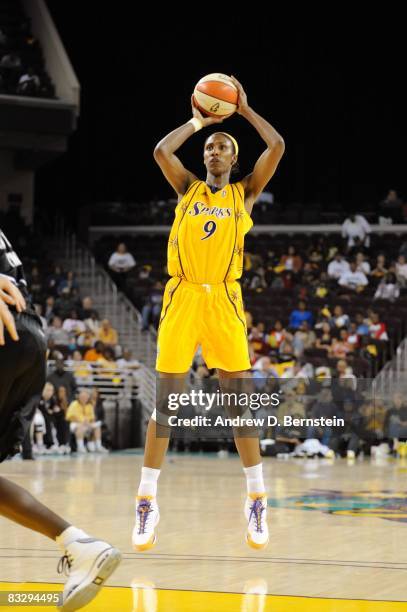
[66,401,95,423]
[167,180,253,284]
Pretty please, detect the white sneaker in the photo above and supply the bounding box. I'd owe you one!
[58,538,121,611]
[87,441,96,452]
[245,494,269,550]
[95,445,109,454]
[132,497,160,552]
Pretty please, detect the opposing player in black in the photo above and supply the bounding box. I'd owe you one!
[0,229,121,611]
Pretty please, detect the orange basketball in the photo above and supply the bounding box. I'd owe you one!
[193,73,238,118]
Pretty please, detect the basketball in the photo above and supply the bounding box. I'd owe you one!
[193,73,238,118]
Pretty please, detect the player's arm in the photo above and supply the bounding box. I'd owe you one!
[230,77,285,215]
[0,276,26,344]
[153,97,225,197]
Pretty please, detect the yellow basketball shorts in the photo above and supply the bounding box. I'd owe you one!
[156,278,251,373]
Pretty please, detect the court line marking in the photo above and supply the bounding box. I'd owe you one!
[1,547,406,566]
[1,581,407,603]
[1,553,407,572]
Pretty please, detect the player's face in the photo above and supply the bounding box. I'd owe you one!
[204,135,235,175]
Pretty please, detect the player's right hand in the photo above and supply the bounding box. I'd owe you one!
[0,300,19,344]
[0,275,26,312]
[191,95,225,126]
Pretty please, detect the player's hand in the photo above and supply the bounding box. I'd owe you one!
[0,300,19,344]
[191,95,225,126]
[230,76,249,115]
[0,276,26,312]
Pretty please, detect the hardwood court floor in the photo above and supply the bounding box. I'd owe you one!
[1,453,407,611]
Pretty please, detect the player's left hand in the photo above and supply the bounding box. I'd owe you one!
[230,76,249,115]
[191,95,225,126]
[0,300,19,344]
[0,276,26,312]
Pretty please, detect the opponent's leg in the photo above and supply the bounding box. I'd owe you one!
[0,320,121,610]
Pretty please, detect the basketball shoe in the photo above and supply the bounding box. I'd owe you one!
[245,494,269,549]
[58,538,121,611]
[132,496,160,552]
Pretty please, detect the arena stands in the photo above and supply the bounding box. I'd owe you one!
[13,229,141,457]
[0,0,55,98]
[92,230,407,382]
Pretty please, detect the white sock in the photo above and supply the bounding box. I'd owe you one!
[77,440,85,451]
[95,439,102,449]
[137,466,161,497]
[243,463,265,495]
[56,526,90,552]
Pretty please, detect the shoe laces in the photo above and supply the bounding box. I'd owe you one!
[57,551,74,576]
[137,499,153,535]
[249,498,265,533]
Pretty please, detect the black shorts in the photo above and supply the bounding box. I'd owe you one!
[0,313,47,462]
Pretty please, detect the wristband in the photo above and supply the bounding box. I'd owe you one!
[188,117,203,133]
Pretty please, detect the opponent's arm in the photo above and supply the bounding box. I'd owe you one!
[231,76,285,215]
[153,97,224,197]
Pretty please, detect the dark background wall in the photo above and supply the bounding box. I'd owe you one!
[36,8,405,222]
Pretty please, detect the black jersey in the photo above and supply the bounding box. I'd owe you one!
[0,227,38,318]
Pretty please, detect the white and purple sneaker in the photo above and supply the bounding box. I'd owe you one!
[245,494,269,549]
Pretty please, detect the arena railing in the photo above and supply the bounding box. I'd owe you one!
[47,359,156,448]
[88,223,407,244]
[49,231,157,425]
[48,360,139,400]
[63,232,156,368]
[372,338,407,398]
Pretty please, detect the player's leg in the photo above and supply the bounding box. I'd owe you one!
[218,368,269,549]
[0,315,121,609]
[0,475,71,536]
[133,279,199,551]
[133,371,187,551]
[202,279,268,549]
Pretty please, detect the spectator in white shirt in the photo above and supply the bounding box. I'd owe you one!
[374,273,400,302]
[330,305,350,329]
[341,214,371,249]
[338,261,368,292]
[108,243,136,272]
[46,316,70,345]
[327,253,350,280]
[355,252,371,275]
[395,255,407,286]
[108,243,136,290]
[62,310,86,337]
[116,349,140,370]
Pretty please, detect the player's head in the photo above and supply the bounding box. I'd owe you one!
[204,132,238,177]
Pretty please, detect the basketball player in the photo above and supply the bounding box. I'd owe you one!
[133,76,285,551]
[0,228,121,611]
